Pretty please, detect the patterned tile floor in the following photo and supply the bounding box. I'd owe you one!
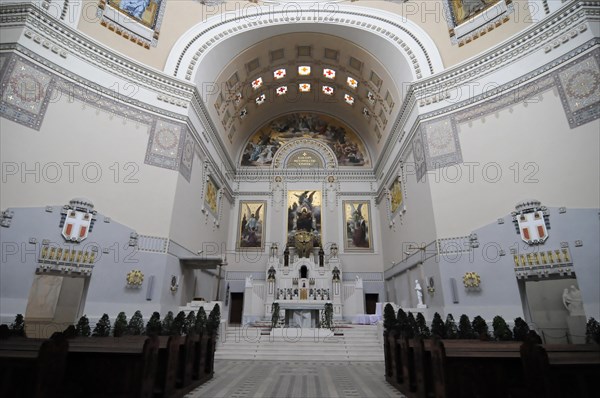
[186,360,404,398]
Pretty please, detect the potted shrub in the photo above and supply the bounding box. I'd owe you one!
[445,314,458,339]
[161,311,174,336]
[184,311,196,335]
[92,314,111,337]
[431,312,446,339]
[76,315,91,337]
[513,317,530,342]
[195,307,207,335]
[271,302,280,328]
[472,315,490,340]
[383,304,397,332]
[146,312,162,336]
[172,311,187,336]
[207,305,221,336]
[585,318,600,344]
[416,313,431,338]
[458,314,474,339]
[406,312,417,338]
[127,310,145,335]
[396,309,409,336]
[113,312,128,337]
[9,314,25,337]
[492,315,513,341]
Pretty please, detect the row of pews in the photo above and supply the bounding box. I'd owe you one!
[0,331,217,398]
[384,331,600,398]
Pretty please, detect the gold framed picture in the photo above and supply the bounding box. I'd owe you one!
[343,200,373,252]
[204,177,218,216]
[237,201,267,250]
[390,178,403,216]
[449,0,501,26]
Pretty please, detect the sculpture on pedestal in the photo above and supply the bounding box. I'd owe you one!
[415,280,425,307]
[562,285,584,316]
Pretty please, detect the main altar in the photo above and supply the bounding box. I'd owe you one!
[241,240,367,326]
[241,189,365,326]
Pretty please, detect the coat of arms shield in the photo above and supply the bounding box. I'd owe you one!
[62,209,92,242]
[517,210,548,244]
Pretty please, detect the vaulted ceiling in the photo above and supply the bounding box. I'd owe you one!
[207,32,404,163]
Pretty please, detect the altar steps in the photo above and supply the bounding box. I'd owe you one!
[215,324,383,361]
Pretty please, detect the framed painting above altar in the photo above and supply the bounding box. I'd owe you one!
[237,201,266,250]
[343,200,373,252]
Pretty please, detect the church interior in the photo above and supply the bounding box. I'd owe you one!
[1,0,599,396]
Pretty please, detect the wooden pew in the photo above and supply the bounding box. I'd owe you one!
[384,331,402,390]
[521,342,600,398]
[192,334,211,384]
[0,333,68,398]
[428,339,525,398]
[154,335,182,398]
[385,332,600,398]
[60,335,159,398]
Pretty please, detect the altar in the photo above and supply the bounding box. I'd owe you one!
[278,300,330,328]
[241,240,366,325]
[286,310,319,328]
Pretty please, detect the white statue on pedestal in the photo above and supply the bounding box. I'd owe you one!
[270,243,278,258]
[415,280,426,308]
[562,285,584,316]
[245,275,253,288]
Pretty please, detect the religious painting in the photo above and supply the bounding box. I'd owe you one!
[237,201,266,249]
[389,178,403,216]
[106,0,162,28]
[98,0,167,48]
[287,191,322,246]
[204,177,218,216]
[448,0,501,26]
[343,201,373,252]
[241,113,370,167]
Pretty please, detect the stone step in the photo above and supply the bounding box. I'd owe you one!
[217,325,383,361]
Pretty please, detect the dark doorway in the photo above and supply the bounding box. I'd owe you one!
[365,294,379,315]
[300,266,308,279]
[229,293,244,325]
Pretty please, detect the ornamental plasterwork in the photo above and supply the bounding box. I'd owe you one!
[173,6,437,81]
[0,52,196,178]
[406,45,598,181]
[412,132,427,182]
[0,55,54,130]
[555,50,600,128]
[145,119,185,170]
[271,139,337,169]
[179,130,196,182]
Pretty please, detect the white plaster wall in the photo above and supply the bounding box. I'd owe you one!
[169,151,232,255]
[0,95,178,237]
[380,150,438,272]
[429,88,600,238]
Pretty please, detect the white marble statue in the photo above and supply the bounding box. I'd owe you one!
[562,285,584,316]
[245,275,253,288]
[415,280,424,307]
[270,243,278,258]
